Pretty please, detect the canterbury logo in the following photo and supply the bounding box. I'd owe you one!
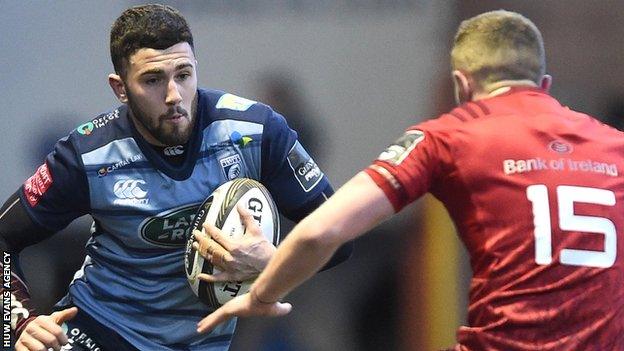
[164,145,184,156]
[113,179,148,199]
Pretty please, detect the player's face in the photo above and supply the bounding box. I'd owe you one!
[123,42,198,146]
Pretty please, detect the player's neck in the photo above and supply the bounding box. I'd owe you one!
[473,80,539,101]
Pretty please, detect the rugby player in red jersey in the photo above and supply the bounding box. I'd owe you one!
[196,10,624,350]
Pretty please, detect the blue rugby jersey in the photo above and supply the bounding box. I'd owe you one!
[19,89,332,350]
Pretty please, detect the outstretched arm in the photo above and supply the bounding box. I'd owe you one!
[0,190,80,350]
[197,171,394,332]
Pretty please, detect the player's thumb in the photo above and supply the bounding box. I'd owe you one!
[51,307,78,324]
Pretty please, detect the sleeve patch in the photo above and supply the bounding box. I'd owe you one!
[368,164,402,191]
[23,163,53,207]
[377,130,425,165]
[215,93,257,112]
[287,141,324,192]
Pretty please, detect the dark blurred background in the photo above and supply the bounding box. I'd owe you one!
[2,1,623,350]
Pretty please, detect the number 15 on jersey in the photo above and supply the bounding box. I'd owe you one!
[526,185,617,268]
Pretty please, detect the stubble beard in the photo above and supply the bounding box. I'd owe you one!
[126,91,195,146]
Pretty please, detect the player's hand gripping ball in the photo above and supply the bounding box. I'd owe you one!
[185,178,280,308]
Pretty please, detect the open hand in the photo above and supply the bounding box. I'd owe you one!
[15,307,78,351]
[193,205,276,282]
[196,291,291,334]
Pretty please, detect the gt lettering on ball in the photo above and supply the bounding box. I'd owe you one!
[247,197,263,223]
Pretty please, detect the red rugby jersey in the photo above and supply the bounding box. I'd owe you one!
[365,88,624,350]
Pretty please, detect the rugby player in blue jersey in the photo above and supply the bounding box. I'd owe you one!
[0,4,351,350]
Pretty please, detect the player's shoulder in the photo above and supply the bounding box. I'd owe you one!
[411,107,474,135]
[571,109,624,144]
[417,93,544,138]
[68,105,133,154]
[199,88,274,126]
[403,101,503,152]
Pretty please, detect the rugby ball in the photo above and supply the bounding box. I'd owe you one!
[184,178,280,308]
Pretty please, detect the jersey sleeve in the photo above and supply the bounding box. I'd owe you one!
[20,135,90,231]
[260,109,333,222]
[364,126,450,212]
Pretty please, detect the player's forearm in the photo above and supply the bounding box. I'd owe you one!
[252,172,395,302]
[251,213,341,303]
[0,255,38,338]
[0,191,54,338]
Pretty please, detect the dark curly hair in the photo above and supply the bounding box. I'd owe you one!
[110,4,194,77]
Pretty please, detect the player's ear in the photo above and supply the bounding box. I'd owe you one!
[540,74,552,92]
[452,70,473,105]
[108,73,128,103]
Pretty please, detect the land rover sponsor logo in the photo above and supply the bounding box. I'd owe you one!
[377,130,425,165]
[140,204,200,247]
[287,141,323,192]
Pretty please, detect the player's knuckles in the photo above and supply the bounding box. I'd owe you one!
[223,254,236,265]
[24,323,45,337]
[192,230,205,241]
[36,317,62,333]
[211,231,232,246]
[229,244,244,256]
[30,328,59,347]
[205,224,222,237]
[192,241,201,252]
[208,255,218,265]
[51,327,68,343]
[194,233,208,245]
[19,335,46,351]
[39,334,60,347]
[203,224,221,238]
